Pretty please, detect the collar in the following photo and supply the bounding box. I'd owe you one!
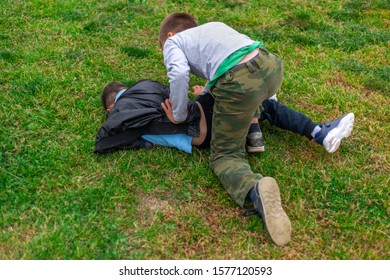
[114,89,127,103]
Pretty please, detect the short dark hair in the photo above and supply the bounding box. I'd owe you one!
[159,12,197,48]
[101,82,127,110]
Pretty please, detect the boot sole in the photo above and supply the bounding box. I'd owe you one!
[246,145,265,153]
[257,177,291,246]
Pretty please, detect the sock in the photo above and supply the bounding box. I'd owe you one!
[248,123,261,134]
[311,125,321,138]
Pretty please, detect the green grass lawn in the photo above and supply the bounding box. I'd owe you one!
[1,0,389,259]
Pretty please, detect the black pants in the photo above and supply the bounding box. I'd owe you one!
[260,99,317,140]
[196,93,317,148]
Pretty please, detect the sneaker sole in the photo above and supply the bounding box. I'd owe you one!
[246,145,265,153]
[257,177,291,246]
[323,113,355,153]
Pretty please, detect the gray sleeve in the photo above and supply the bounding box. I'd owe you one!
[163,40,190,123]
[201,82,211,95]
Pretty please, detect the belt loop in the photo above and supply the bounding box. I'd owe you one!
[250,59,260,69]
[225,70,233,80]
[246,61,256,73]
[260,47,269,55]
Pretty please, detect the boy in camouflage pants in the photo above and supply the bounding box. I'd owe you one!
[159,13,353,246]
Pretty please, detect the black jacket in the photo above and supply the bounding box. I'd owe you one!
[94,79,201,154]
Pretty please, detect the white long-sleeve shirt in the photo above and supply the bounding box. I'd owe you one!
[163,22,254,122]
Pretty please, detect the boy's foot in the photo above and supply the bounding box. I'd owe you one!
[314,113,355,153]
[251,177,291,246]
[246,131,265,153]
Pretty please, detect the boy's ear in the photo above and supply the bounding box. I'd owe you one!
[167,32,175,38]
[105,104,114,113]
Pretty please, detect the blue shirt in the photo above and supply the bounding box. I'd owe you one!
[141,134,192,154]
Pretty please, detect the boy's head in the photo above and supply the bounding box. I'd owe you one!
[158,12,197,48]
[101,82,127,112]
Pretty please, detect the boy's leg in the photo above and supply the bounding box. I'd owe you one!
[210,48,284,208]
[210,49,291,245]
[260,99,317,140]
[260,99,355,153]
[210,72,264,208]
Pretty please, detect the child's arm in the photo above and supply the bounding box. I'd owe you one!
[163,40,191,123]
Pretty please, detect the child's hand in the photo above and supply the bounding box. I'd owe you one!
[191,85,204,96]
[161,99,181,124]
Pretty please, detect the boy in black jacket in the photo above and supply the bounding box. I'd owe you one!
[96,80,354,155]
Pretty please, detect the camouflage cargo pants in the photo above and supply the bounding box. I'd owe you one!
[210,47,284,209]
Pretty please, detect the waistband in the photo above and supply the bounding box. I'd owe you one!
[228,47,269,73]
